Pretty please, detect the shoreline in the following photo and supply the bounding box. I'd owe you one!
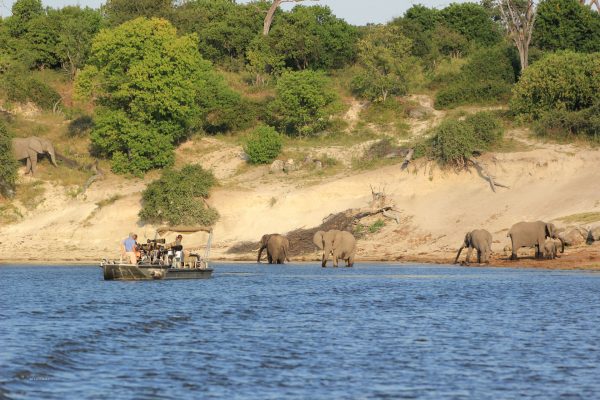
[2,248,600,271]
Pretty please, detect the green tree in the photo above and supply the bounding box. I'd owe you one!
[534,0,600,53]
[351,24,413,102]
[269,70,338,136]
[77,17,235,174]
[52,6,103,80]
[511,51,600,118]
[0,121,18,198]
[139,165,219,226]
[6,0,43,37]
[244,125,283,164]
[266,5,357,70]
[440,3,501,46]
[170,0,264,67]
[104,0,173,26]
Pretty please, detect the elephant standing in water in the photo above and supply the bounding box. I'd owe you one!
[454,229,493,265]
[12,136,57,174]
[313,230,356,267]
[257,233,290,264]
[508,221,564,260]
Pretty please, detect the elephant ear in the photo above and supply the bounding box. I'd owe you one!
[312,231,325,250]
[28,137,44,153]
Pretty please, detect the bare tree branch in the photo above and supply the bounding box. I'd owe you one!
[468,157,510,192]
[263,0,319,35]
[497,0,536,71]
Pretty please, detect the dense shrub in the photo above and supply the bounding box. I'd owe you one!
[534,100,600,140]
[0,121,18,197]
[67,115,94,137]
[269,70,338,136]
[435,46,516,109]
[439,2,501,46]
[430,119,477,166]
[423,112,504,167]
[511,51,600,118]
[244,125,283,164]
[138,165,219,226]
[464,112,503,146]
[1,71,61,110]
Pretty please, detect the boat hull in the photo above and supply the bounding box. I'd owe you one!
[102,263,213,281]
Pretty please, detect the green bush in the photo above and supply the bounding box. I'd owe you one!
[434,46,516,109]
[269,70,339,136]
[138,164,219,226]
[1,70,61,110]
[464,111,503,146]
[244,125,283,164]
[424,112,504,167]
[0,121,18,197]
[511,51,600,119]
[534,100,600,141]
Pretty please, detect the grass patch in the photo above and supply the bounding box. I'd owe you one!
[15,181,45,211]
[0,202,23,225]
[360,100,410,137]
[557,212,600,224]
[369,219,385,233]
[84,194,124,224]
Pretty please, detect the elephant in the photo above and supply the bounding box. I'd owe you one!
[454,229,493,265]
[313,229,356,268]
[543,238,559,260]
[257,233,290,264]
[12,136,57,175]
[507,221,564,260]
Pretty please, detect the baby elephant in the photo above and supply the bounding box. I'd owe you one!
[454,229,493,265]
[543,238,559,260]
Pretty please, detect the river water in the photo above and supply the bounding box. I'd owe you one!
[1,264,600,399]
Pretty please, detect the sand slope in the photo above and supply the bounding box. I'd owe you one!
[1,130,599,267]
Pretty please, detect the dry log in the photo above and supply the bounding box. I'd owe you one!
[401,148,414,170]
[81,160,104,194]
[468,157,510,193]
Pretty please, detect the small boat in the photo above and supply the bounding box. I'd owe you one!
[100,226,214,281]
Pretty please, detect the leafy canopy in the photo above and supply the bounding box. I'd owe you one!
[139,165,219,226]
[534,0,600,53]
[269,70,338,136]
[77,17,237,174]
[351,24,414,102]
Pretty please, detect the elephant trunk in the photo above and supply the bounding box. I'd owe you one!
[257,245,266,263]
[49,151,58,167]
[453,246,464,264]
[558,237,565,253]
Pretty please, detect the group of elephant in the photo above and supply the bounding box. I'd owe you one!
[454,221,565,265]
[258,221,566,267]
[257,230,356,267]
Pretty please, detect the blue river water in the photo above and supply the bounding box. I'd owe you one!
[1,263,600,399]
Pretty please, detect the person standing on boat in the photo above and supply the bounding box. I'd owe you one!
[121,233,138,265]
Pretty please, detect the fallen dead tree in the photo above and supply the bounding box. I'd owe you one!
[227,187,402,256]
[468,157,510,193]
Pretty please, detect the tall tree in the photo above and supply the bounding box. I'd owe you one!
[497,0,536,71]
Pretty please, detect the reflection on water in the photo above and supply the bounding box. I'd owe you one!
[1,264,600,399]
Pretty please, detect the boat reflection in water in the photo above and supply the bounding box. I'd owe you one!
[100,226,214,281]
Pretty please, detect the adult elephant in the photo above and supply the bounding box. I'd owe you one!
[12,136,57,175]
[313,229,356,268]
[454,229,493,265]
[257,233,290,264]
[507,221,564,260]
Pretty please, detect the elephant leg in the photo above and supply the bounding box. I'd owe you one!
[510,238,518,260]
[321,254,327,268]
[465,247,473,265]
[267,254,273,264]
[477,249,481,263]
[28,150,38,175]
